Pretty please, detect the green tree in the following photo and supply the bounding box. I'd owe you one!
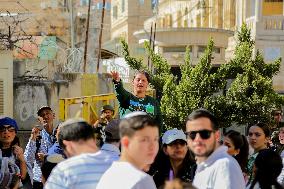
[120,24,284,130]
[207,24,284,127]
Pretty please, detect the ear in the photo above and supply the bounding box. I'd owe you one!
[235,149,240,155]
[162,146,169,155]
[63,140,73,151]
[121,136,129,148]
[215,130,220,142]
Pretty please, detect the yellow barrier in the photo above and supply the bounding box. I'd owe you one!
[59,93,118,124]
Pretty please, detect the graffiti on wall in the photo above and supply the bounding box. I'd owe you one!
[14,85,48,130]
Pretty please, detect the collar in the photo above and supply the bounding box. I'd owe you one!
[196,145,228,172]
[101,143,120,155]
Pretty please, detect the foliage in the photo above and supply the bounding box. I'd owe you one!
[120,24,284,130]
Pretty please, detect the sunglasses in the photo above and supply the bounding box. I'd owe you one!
[0,126,16,132]
[185,130,214,140]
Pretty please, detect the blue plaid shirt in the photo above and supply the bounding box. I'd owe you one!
[24,128,56,182]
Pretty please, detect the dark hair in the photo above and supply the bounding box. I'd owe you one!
[149,147,196,188]
[272,109,282,116]
[41,160,57,181]
[250,149,283,189]
[134,70,151,83]
[58,119,96,150]
[119,114,158,138]
[186,108,219,130]
[225,130,249,173]
[249,122,270,137]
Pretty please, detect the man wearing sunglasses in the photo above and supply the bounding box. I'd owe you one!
[186,109,245,189]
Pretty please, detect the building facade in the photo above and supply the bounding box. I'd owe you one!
[227,0,284,92]
[103,0,154,58]
[133,0,236,73]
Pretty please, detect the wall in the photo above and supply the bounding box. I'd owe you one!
[0,51,13,117]
[13,83,49,130]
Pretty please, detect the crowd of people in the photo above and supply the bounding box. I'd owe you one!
[1,70,284,189]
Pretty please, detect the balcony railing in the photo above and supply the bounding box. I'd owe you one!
[263,16,284,30]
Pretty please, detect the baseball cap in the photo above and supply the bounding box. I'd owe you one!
[105,119,120,140]
[162,128,187,145]
[101,105,114,113]
[0,117,18,132]
[37,106,52,116]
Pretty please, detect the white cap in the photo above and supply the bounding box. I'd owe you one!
[123,111,148,119]
[162,128,187,145]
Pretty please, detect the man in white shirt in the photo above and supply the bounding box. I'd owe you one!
[97,112,159,189]
[186,108,245,189]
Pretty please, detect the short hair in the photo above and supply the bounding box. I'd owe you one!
[250,122,270,137]
[119,113,158,138]
[272,109,282,116]
[134,70,150,83]
[186,108,219,130]
[58,118,96,150]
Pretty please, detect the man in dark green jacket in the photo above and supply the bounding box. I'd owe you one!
[110,70,163,133]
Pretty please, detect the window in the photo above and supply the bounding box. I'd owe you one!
[152,0,158,9]
[163,46,190,53]
[139,0,144,5]
[80,0,88,6]
[113,6,118,19]
[97,3,103,10]
[121,0,125,13]
[198,46,221,53]
[105,2,111,10]
[264,0,283,2]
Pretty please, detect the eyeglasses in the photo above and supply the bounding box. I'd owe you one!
[185,130,214,140]
[0,126,16,132]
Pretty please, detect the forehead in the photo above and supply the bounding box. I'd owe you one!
[280,127,284,132]
[134,73,147,80]
[224,136,233,144]
[132,126,159,138]
[186,117,213,131]
[274,111,282,115]
[39,109,53,115]
[249,126,264,133]
[103,110,113,113]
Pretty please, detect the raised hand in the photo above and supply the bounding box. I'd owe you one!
[110,71,120,82]
[30,127,41,141]
[13,145,25,162]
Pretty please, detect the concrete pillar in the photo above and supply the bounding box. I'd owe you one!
[255,0,263,22]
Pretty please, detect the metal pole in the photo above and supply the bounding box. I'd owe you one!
[69,0,75,49]
[97,0,106,72]
[147,23,153,68]
[83,0,91,73]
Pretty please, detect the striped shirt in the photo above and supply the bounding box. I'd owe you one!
[44,150,118,189]
[24,129,55,182]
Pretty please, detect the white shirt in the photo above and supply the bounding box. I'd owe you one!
[97,161,157,189]
[193,146,245,189]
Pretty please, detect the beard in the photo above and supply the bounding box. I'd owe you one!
[194,139,216,158]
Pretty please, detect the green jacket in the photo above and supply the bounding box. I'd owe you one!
[113,80,163,132]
